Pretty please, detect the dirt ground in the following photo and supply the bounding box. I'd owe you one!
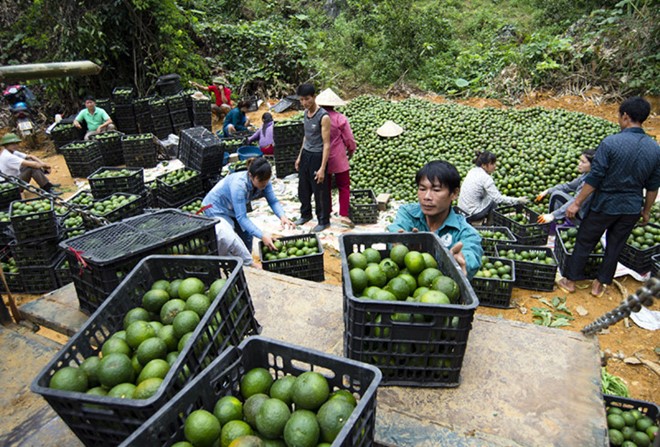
[3,92,659,404]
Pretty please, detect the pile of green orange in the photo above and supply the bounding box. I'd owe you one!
[159,168,199,186]
[89,193,140,217]
[474,256,512,280]
[347,244,460,305]
[498,248,555,265]
[606,405,657,447]
[559,227,604,254]
[48,276,227,401]
[262,238,320,261]
[11,198,52,217]
[68,191,94,207]
[476,228,515,242]
[177,367,357,447]
[626,226,660,251]
[180,199,203,214]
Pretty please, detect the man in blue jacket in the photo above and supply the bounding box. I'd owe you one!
[387,160,483,279]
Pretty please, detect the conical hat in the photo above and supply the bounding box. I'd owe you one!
[315,88,346,107]
[190,91,208,101]
[376,120,404,138]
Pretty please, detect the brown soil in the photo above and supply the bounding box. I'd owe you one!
[2,92,658,403]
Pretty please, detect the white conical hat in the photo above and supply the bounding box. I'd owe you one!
[315,88,347,107]
[376,120,404,138]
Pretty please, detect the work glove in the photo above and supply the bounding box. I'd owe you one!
[537,213,555,224]
[518,197,529,205]
[535,190,549,202]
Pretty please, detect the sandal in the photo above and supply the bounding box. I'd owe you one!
[339,217,355,229]
[590,282,606,298]
[555,278,575,294]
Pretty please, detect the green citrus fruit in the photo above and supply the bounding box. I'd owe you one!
[184,409,222,447]
[142,289,170,313]
[269,375,296,406]
[292,371,329,411]
[179,277,206,300]
[283,409,320,447]
[49,366,88,392]
[221,420,254,447]
[316,398,355,443]
[97,353,134,389]
[125,320,157,350]
[214,395,244,425]
[255,398,291,439]
[241,367,273,399]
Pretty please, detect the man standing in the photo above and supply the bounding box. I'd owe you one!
[0,133,60,194]
[73,96,115,140]
[294,83,331,232]
[557,96,660,297]
[190,77,232,122]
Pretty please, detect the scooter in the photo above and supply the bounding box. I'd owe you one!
[2,84,38,141]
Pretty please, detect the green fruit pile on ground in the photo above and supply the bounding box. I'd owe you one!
[341,95,618,202]
[347,244,460,305]
[176,367,358,447]
[48,276,228,400]
[606,405,657,447]
[262,238,319,261]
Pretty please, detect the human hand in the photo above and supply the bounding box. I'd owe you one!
[566,202,579,220]
[535,190,548,202]
[450,242,467,276]
[262,233,276,251]
[518,197,529,204]
[73,121,82,129]
[537,213,554,224]
[315,170,325,184]
[280,216,295,229]
[295,157,300,171]
[641,210,650,225]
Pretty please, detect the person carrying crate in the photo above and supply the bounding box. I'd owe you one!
[387,160,483,279]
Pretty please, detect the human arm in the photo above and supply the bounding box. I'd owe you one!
[340,118,357,156]
[453,227,483,279]
[20,158,50,171]
[230,180,265,242]
[247,129,261,144]
[98,110,113,131]
[315,114,331,184]
[641,190,658,224]
[73,110,85,129]
[189,81,211,92]
[483,175,525,206]
[565,183,596,220]
[295,137,305,171]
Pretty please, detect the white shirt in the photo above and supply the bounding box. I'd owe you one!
[215,218,253,266]
[458,166,521,216]
[0,149,27,177]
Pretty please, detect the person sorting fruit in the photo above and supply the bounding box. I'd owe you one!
[189,76,232,121]
[0,132,60,195]
[534,149,596,225]
[556,96,660,298]
[222,100,252,137]
[315,88,357,229]
[458,151,528,223]
[202,157,294,253]
[246,112,274,155]
[294,83,332,232]
[73,95,116,140]
[387,160,483,279]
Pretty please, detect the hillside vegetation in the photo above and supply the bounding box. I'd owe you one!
[0,0,657,110]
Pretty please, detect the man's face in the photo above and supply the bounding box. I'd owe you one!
[299,95,315,110]
[85,100,96,111]
[417,176,458,218]
[3,143,19,153]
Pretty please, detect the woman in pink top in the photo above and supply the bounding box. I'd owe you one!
[316,89,357,227]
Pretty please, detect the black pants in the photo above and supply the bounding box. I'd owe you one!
[298,150,329,225]
[467,201,497,224]
[564,210,639,284]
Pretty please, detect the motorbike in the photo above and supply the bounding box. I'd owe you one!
[2,84,39,144]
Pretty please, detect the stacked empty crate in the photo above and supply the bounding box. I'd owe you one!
[91,130,124,166]
[179,127,224,190]
[167,93,192,134]
[191,96,212,130]
[60,140,103,178]
[60,209,219,314]
[273,121,304,178]
[112,87,138,134]
[9,198,61,293]
[121,133,158,168]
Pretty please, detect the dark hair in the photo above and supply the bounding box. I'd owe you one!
[237,100,251,109]
[296,83,316,97]
[84,95,95,102]
[619,96,651,124]
[415,160,461,193]
[247,157,272,181]
[262,112,273,123]
[474,151,497,167]
[581,149,596,163]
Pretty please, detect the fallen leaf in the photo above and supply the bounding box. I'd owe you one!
[575,305,589,317]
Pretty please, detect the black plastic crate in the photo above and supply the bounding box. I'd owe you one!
[88,167,145,198]
[90,131,125,166]
[155,168,203,206]
[54,256,72,287]
[179,127,224,175]
[31,255,261,447]
[349,189,379,224]
[492,204,550,245]
[121,134,158,168]
[10,236,61,268]
[61,210,219,313]
[470,257,515,308]
[242,94,259,112]
[66,156,104,179]
[603,394,659,424]
[178,197,203,214]
[60,140,102,164]
[273,121,304,147]
[112,86,135,104]
[132,97,153,115]
[495,243,558,292]
[1,255,24,293]
[166,94,187,113]
[121,336,381,447]
[259,233,325,282]
[619,223,660,274]
[554,226,604,280]
[9,198,57,243]
[50,122,81,149]
[474,225,517,257]
[274,143,300,179]
[113,104,135,121]
[170,109,191,126]
[18,258,59,293]
[0,182,21,210]
[339,232,479,387]
[135,112,155,134]
[66,189,94,209]
[89,193,146,223]
[652,254,660,277]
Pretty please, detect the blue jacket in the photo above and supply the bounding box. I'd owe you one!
[202,171,284,240]
[387,204,483,279]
